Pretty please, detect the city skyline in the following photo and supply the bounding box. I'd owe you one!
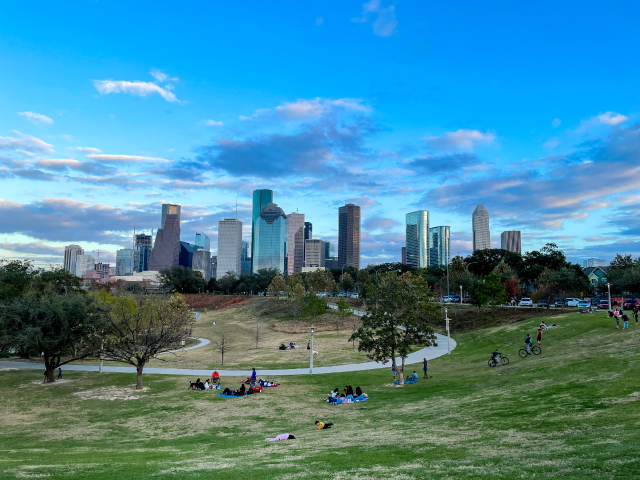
[1,2,639,267]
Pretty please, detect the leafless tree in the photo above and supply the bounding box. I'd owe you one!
[350,317,359,348]
[213,331,232,365]
[102,295,195,389]
[254,323,263,349]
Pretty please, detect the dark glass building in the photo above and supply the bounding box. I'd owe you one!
[304,222,313,241]
[179,241,201,268]
[135,233,153,272]
[251,189,273,273]
[338,203,361,270]
[252,203,288,274]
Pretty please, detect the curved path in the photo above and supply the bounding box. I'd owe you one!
[0,334,455,377]
[158,337,210,355]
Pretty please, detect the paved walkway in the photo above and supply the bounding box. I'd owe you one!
[0,334,455,377]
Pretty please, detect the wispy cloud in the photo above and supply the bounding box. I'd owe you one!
[0,131,54,154]
[240,97,369,122]
[18,111,54,126]
[352,0,397,37]
[205,120,224,127]
[149,69,179,83]
[87,154,173,164]
[423,129,495,151]
[92,80,179,103]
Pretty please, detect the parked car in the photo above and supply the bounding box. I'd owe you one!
[599,300,609,309]
[441,296,454,303]
[555,299,567,307]
[566,298,581,307]
[537,299,549,308]
[623,298,638,310]
[577,300,591,308]
[519,297,533,307]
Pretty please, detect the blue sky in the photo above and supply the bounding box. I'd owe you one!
[1,0,639,267]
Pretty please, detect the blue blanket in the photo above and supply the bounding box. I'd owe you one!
[394,378,418,384]
[217,394,248,398]
[354,395,369,402]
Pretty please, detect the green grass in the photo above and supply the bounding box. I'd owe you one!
[1,310,640,478]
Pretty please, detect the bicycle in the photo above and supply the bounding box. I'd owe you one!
[488,355,509,367]
[518,345,541,358]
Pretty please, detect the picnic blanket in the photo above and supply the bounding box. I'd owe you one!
[217,394,248,399]
[263,384,280,388]
[394,378,418,385]
[330,395,369,404]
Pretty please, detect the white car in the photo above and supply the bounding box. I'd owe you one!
[442,296,454,303]
[518,298,533,307]
[566,298,581,307]
[577,300,591,308]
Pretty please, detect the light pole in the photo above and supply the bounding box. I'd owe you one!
[99,330,104,373]
[309,326,316,374]
[341,265,345,295]
[460,285,463,305]
[445,307,450,354]
[607,283,611,311]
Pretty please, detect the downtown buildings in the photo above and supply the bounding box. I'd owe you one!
[217,219,242,280]
[63,245,84,274]
[472,205,491,251]
[338,203,361,270]
[404,210,450,268]
[500,230,521,254]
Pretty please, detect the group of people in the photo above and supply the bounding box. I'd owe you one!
[325,385,368,403]
[491,321,558,362]
[189,377,221,390]
[278,342,300,350]
[222,383,262,396]
[610,308,638,330]
[391,358,430,383]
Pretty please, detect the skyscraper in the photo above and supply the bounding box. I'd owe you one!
[63,245,84,274]
[211,256,217,280]
[472,205,491,251]
[401,246,406,264]
[241,241,251,274]
[305,239,325,268]
[287,213,305,274]
[135,233,152,272]
[253,203,288,274]
[115,249,139,276]
[195,232,211,251]
[500,231,521,254]
[304,222,313,241]
[192,249,212,281]
[148,213,180,271]
[75,254,95,277]
[429,226,450,266]
[324,242,334,259]
[251,189,273,273]
[179,241,201,268]
[161,204,181,229]
[405,211,429,268]
[217,219,242,279]
[338,203,361,270]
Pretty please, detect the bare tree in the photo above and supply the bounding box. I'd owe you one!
[213,331,232,365]
[350,317,358,349]
[254,323,263,349]
[102,295,195,389]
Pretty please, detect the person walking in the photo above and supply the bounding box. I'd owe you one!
[537,328,542,346]
[623,314,629,330]
[57,367,62,379]
[634,306,639,325]
[614,309,621,330]
[423,358,429,379]
[250,368,257,386]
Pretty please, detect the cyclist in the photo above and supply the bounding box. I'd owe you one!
[524,334,533,354]
[491,349,501,365]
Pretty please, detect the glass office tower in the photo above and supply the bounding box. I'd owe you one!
[405,210,429,268]
[116,249,139,276]
[195,232,211,252]
[251,189,274,273]
[252,203,288,274]
[135,233,152,272]
[428,226,450,267]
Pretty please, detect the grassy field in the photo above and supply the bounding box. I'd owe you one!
[1,309,640,479]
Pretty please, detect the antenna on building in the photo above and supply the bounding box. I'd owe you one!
[236,192,238,220]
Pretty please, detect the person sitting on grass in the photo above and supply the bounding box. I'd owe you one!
[355,386,362,397]
[408,371,419,382]
[236,384,246,396]
[316,421,334,430]
[204,380,210,390]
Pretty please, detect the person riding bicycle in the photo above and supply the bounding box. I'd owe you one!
[491,349,500,363]
[525,334,533,353]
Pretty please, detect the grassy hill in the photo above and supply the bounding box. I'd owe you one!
[1,309,639,479]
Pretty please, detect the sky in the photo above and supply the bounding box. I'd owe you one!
[1,0,640,268]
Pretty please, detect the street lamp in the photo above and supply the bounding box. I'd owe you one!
[444,308,450,354]
[99,329,104,374]
[460,285,463,305]
[607,283,611,311]
[309,326,316,374]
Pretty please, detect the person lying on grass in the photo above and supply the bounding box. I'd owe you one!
[258,379,277,387]
[266,434,295,442]
[316,421,333,429]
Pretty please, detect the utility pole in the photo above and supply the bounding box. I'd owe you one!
[445,308,450,354]
[309,326,316,374]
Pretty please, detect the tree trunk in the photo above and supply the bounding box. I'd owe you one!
[44,357,55,383]
[397,362,405,385]
[136,363,144,390]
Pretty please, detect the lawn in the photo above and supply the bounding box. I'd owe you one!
[1,310,639,479]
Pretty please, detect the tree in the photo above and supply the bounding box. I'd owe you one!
[503,276,521,303]
[101,294,195,389]
[217,271,239,294]
[0,260,38,301]
[306,269,332,293]
[213,331,232,366]
[492,260,516,284]
[464,249,523,277]
[253,268,281,294]
[290,283,306,320]
[303,292,326,318]
[254,323,263,349]
[449,255,466,275]
[158,265,206,294]
[340,272,354,292]
[349,272,439,385]
[0,290,108,382]
[474,273,507,307]
[268,275,286,299]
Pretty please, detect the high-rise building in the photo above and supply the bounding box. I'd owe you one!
[161,204,181,229]
[179,241,201,268]
[305,239,325,268]
[324,242,334,259]
[63,245,84,274]
[192,249,212,281]
[472,205,491,251]
[401,246,406,264]
[583,258,607,267]
[211,256,217,280]
[195,232,211,252]
[135,233,152,272]
[148,213,180,271]
[251,189,274,273]
[500,231,521,254]
[338,203,361,270]
[253,203,288,274]
[405,211,429,268]
[75,254,95,277]
[241,241,251,274]
[288,213,306,274]
[304,222,313,241]
[217,219,242,279]
[116,249,139,276]
[429,226,450,267]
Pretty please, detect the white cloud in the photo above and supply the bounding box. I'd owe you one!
[15,150,37,157]
[205,120,224,127]
[71,146,102,155]
[36,159,83,169]
[352,0,397,37]
[598,111,628,125]
[150,69,178,83]
[92,80,179,103]
[543,138,560,148]
[18,111,54,126]
[423,129,495,150]
[0,131,54,153]
[551,118,561,128]
[87,154,172,164]
[242,97,370,121]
